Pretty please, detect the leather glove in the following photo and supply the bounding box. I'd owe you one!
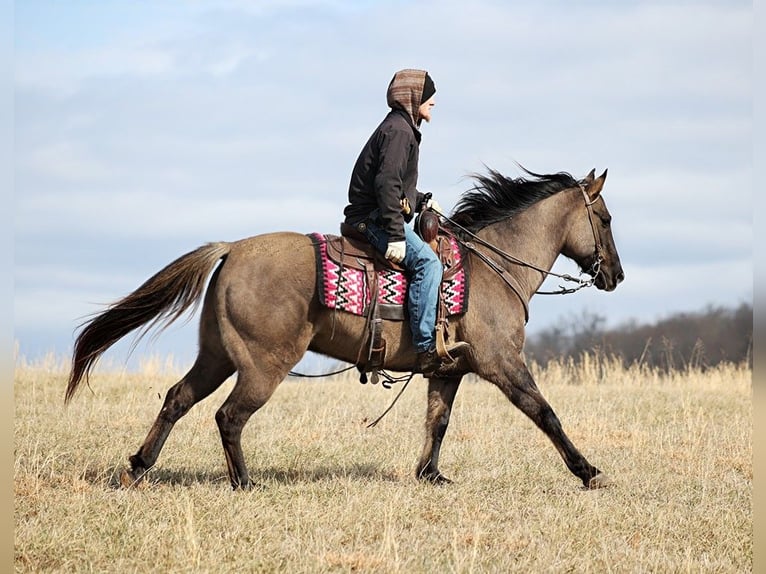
[425,198,443,215]
[385,240,406,263]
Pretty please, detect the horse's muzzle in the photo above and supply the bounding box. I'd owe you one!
[595,265,625,292]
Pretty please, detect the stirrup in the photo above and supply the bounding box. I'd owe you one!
[417,341,471,377]
[444,341,470,358]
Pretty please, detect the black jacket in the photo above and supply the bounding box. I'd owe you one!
[343,108,426,243]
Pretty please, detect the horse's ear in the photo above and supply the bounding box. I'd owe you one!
[586,168,607,199]
[584,169,596,183]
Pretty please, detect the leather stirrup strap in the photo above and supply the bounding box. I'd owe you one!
[362,260,386,372]
[435,321,451,360]
[433,275,454,360]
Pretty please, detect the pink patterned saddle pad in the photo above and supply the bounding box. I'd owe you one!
[309,232,469,318]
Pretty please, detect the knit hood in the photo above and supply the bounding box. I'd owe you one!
[386,69,429,126]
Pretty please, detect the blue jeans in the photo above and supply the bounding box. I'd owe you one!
[362,218,442,353]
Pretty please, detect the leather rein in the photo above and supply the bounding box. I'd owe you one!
[438,184,605,323]
[290,185,603,382]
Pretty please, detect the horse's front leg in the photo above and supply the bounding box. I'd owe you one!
[486,355,610,489]
[416,374,462,484]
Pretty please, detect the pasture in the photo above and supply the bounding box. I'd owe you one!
[15,355,751,572]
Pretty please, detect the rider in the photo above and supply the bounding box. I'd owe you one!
[343,68,469,375]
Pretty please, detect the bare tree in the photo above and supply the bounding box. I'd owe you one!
[525,302,753,371]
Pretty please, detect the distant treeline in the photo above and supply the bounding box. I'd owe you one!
[524,303,752,370]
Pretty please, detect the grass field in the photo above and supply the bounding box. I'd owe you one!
[15,355,751,572]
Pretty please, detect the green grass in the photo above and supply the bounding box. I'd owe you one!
[15,356,751,572]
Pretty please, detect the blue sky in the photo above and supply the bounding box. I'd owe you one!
[14,1,752,369]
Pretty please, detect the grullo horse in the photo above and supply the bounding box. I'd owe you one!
[66,166,624,490]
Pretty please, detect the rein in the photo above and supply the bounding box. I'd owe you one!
[291,184,604,422]
[438,184,604,308]
[288,364,356,378]
[288,362,415,429]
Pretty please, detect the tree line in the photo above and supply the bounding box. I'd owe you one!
[523,302,753,371]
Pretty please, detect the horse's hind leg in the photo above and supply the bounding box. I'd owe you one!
[214,362,291,489]
[120,353,235,487]
[487,355,608,489]
[416,375,462,484]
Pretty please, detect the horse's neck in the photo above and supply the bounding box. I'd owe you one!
[477,190,576,300]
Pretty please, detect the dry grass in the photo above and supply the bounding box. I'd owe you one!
[15,355,751,572]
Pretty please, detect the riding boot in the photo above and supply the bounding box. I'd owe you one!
[417,341,471,377]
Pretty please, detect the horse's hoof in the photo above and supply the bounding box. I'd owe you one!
[432,473,453,485]
[587,473,612,489]
[119,467,143,489]
[419,471,453,485]
[231,479,258,491]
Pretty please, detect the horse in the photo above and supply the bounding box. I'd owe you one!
[65,166,624,490]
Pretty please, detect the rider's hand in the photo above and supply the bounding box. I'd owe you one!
[385,241,406,263]
[425,198,443,215]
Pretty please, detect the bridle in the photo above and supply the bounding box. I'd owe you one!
[438,183,605,322]
[573,182,605,283]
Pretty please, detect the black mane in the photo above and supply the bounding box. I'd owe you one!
[449,166,582,233]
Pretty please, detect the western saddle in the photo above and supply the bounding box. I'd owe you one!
[327,211,461,383]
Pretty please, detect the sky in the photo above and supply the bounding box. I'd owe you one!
[13,0,752,370]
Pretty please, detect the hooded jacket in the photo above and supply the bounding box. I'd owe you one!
[343,69,430,243]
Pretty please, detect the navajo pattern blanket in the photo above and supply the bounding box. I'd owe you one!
[309,232,469,318]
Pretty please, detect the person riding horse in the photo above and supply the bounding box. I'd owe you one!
[342,69,470,376]
[66,70,624,491]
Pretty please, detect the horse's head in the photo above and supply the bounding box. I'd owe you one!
[561,169,624,292]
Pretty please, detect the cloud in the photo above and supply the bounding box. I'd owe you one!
[13,0,752,360]
[16,189,340,240]
[19,141,116,182]
[16,45,176,97]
